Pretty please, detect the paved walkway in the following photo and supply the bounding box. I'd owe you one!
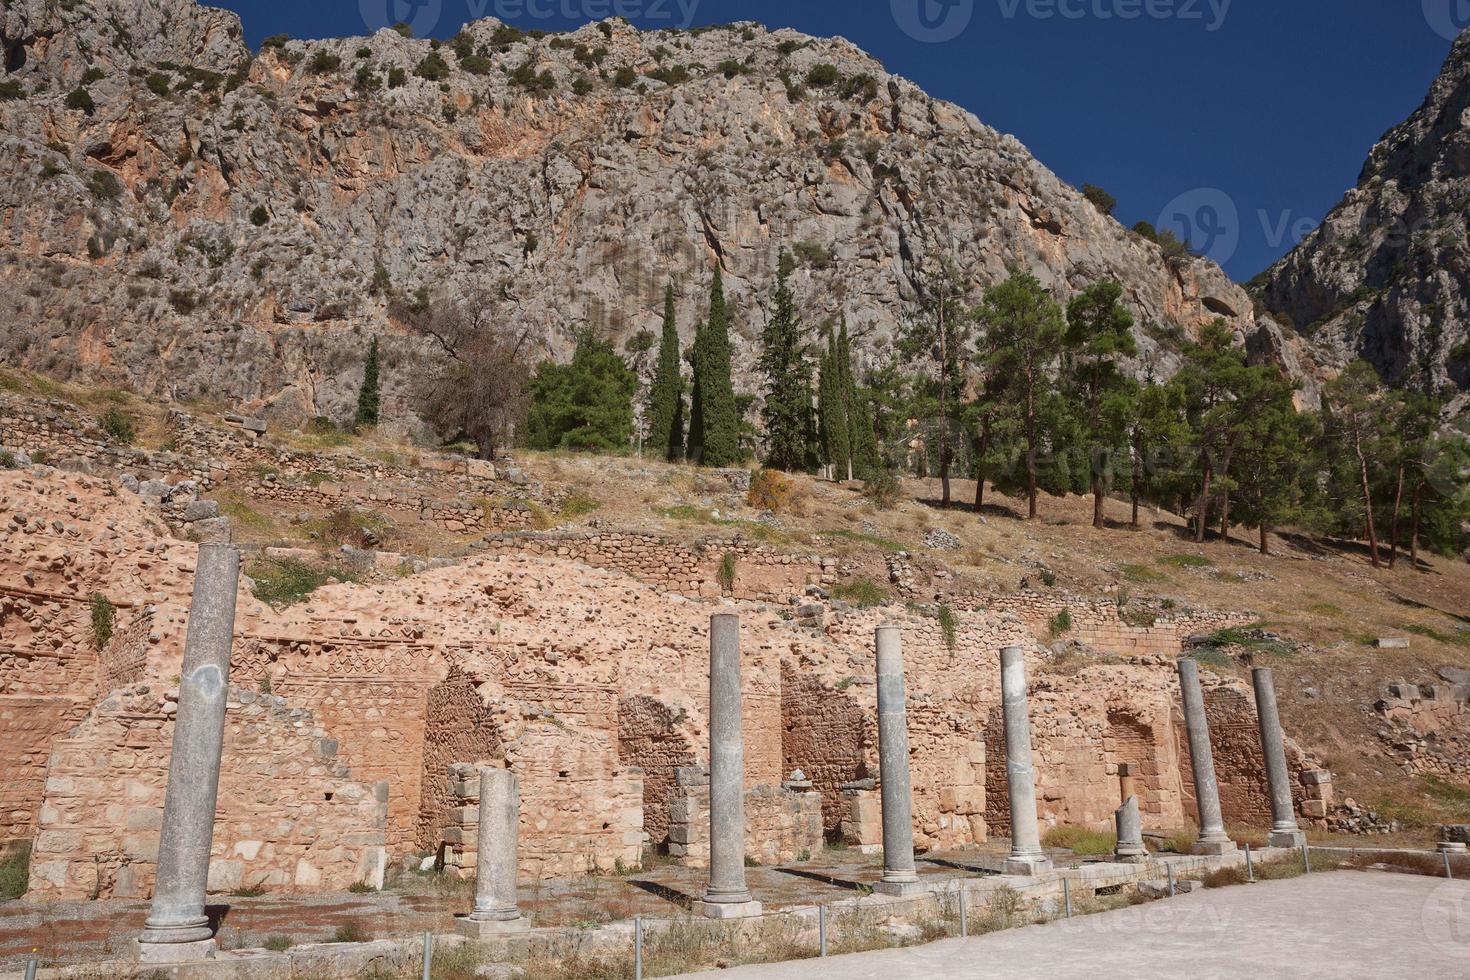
[674,872,1470,979]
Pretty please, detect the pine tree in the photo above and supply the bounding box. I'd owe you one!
[646,284,685,462]
[759,252,810,471]
[977,273,1066,519]
[694,266,741,466]
[354,336,381,429]
[1064,279,1137,528]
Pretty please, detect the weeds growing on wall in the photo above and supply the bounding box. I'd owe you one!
[833,577,887,608]
[89,593,115,650]
[718,552,738,593]
[0,842,30,900]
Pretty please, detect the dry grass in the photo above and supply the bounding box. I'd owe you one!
[1043,825,1117,856]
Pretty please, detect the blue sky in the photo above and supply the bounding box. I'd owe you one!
[210,0,1464,280]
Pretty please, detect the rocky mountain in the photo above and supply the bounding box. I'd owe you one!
[0,0,1294,428]
[1257,29,1470,415]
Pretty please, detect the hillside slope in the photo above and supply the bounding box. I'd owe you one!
[0,0,1299,426]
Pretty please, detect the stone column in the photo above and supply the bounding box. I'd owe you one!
[696,614,762,918]
[138,543,240,963]
[1252,668,1306,848]
[455,767,530,938]
[1177,657,1236,855]
[1114,763,1147,863]
[1000,646,1051,876]
[874,626,924,896]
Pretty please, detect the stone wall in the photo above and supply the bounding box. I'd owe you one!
[481,530,837,602]
[1377,679,1470,780]
[417,669,504,853]
[779,664,870,835]
[26,684,387,901]
[617,696,697,849]
[665,767,824,867]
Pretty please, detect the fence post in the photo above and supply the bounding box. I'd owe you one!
[958,888,967,939]
[24,957,38,980]
[1166,864,1176,897]
[421,932,432,980]
[1300,842,1311,874]
[1245,843,1255,883]
[634,914,643,980]
[1063,877,1072,918]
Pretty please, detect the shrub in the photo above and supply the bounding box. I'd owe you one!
[0,79,23,100]
[347,880,378,893]
[328,921,372,943]
[88,169,122,199]
[168,289,198,314]
[248,558,335,608]
[1132,220,1158,241]
[861,468,900,509]
[717,552,738,593]
[65,86,95,114]
[937,602,958,649]
[307,51,341,74]
[392,22,414,37]
[387,67,407,88]
[262,34,290,50]
[1081,183,1116,216]
[262,936,292,952]
[146,73,172,96]
[1048,609,1073,637]
[793,239,831,268]
[460,54,493,75]
[99,408,136,445]
[833,578,886,609]
[0,450,15,469]
[249,204,269,226]
[613,65,637,87]
[806,63,839,87]
[0,843,32,900]
[746,468,794,512]
[90,594,116,650]
[415,52,450,81]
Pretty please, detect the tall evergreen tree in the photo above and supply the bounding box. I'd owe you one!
[836,318,860,480]
[899,271,970,507]
[646,284,685,462]
[354,336,381,429]
[816,327,851,478]
[1065,279,1137,528]
[977,273,1066,519]
[759,252,811,471]
[695,266,741,466]
[1324,361,1390,566]
[1174,320,1259,542]
[686,322,705,463]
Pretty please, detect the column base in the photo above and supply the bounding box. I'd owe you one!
[693,899,763,920]
[454,915,532,939]
[1191,838,1237,856]
[1113,846,1148,864]
[873,878,930,897]
[1268,829,1306,849]
[1002,855,1052,876]
[137,937,218,964]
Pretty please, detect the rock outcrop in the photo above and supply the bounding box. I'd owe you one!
[1257,29,1470,413]
[0,0,1273,424]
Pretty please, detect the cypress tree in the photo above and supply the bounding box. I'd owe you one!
[687,321,705,463]
[759,251,809,471]
[697,266,741,467]
[354,336,381,429]
[818,327,851,478]
[836,317,859,480]
[646,284,685,462]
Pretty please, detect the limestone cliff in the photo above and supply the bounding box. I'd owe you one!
[0,0,1278,424]
[1256,29,1470,413]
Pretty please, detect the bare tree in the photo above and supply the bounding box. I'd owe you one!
[405,290,533,461]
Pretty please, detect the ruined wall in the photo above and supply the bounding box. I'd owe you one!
[666,768,824,867]
[617,696,696,849]
[27,684,387,901]
[417,670,504,853]
[481,530,837,602]
[779,665,869,834]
